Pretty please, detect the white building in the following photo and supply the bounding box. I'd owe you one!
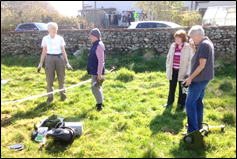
[79,1,142,28]
[82,1,141,14]
[184,1,236,16]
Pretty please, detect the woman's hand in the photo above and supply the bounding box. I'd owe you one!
[97,74,105,84]
[97,74,103,81]
[37,63,42,73]
[66,63,73,70]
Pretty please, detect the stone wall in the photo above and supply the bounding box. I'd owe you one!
[1,26,236,57]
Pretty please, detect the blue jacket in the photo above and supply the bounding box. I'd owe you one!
[87,40,105,75]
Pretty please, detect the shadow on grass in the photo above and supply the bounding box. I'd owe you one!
[1,102,53,128]
[150,104,186,136]
[44,140,69,154]
[1,102,94,128]
[149,104,207,157]
[169,138,206,158]
[63,108,94,122]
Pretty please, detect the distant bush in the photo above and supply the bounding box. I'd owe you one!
[219,80,233,92]
[72,47,90,69]
[222,112,236,125]
[115,68,135,82]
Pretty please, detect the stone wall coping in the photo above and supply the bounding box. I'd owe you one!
[1,25,235,34]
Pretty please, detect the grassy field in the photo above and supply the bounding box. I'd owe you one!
[1,49,236,158]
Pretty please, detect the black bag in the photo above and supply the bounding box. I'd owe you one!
[46,126,76,145]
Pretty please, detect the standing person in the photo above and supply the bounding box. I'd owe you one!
[164,30,193,109]
[87,28,106,111]
[182,25,214,135]
[127,12,131,26]
[37,22,73,104]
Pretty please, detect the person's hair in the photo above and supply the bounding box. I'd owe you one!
[174,29,188,43]
[188,25,204,36]
[47,22,58,30]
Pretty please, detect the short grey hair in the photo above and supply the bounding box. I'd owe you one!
[188,25,204,36]
[47,22,58,30]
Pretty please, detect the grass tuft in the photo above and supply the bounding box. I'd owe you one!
[115,67,135,82]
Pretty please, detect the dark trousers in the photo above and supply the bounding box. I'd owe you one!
[167,68,186,106]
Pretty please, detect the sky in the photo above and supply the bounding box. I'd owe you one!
[48,1,82,17]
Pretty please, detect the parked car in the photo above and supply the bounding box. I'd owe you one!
[128,21,182,29]
[15,22,48,31]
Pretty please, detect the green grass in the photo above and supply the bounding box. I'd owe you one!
[1,51,236,158]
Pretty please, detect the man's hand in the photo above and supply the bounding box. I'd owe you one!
[37,63,42,73]
[183,77,192,87]
[189,39,196,53]
[66,63,73,71]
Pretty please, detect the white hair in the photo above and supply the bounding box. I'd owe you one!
[188,25,204,36]
[47,22,58,30]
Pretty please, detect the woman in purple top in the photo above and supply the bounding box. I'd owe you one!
[87,28,106,111]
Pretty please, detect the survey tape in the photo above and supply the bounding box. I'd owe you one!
[1,79,92,105]
[1,68,115,105]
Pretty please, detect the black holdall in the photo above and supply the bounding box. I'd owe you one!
[46,126,76,145]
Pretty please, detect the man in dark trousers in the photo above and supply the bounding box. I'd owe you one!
[87,28,106,111]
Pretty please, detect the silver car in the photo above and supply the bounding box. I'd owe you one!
[128,21,182,29]
[15,22,48,31]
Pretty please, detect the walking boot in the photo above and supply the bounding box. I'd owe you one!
[96,103,103,111]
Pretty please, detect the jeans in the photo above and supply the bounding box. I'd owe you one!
[185,80,209,133]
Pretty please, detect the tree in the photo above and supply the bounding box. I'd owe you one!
[134,1,202,26]
[1,1,83,32]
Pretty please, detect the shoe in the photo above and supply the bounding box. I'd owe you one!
[185,123,188,128]
[47,100,53,104]
[181,131,189,136]
[180,105,185,110]
[61,98,68,101]
[96,103,103,111]
[163,103,172,107]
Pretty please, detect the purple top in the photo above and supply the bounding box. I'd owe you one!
[95,43,105,75]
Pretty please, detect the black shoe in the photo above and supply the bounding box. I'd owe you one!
[61,98,68,102]
[96,103,103,111]
[46,99,53,104]
[180,105,185,110]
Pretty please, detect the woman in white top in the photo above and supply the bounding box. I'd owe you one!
[37,22,73,104]
[164,30,193,109]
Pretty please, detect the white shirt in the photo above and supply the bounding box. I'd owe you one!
[41,34,66,54]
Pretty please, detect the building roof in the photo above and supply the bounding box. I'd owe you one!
[78,7,116,12]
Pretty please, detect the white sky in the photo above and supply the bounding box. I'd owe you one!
[48,1,82,17]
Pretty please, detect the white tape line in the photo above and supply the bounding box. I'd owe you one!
[1,79,91,105]
[1,68,115,105]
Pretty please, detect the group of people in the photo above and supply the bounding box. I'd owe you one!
[103,11,138,28]
[164,26,214,134]
[37,23,105,111]
[37,22,214,135]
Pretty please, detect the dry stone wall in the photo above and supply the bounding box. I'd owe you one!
[1,26,236,57]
